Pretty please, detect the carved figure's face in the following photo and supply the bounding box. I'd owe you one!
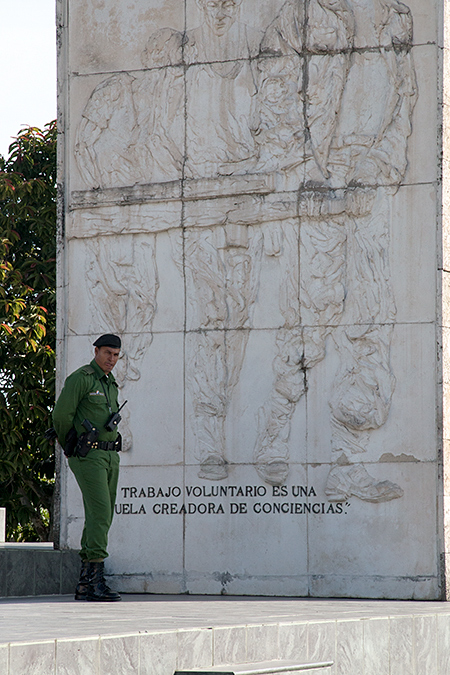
[199,0,241,36]
[263,77,289,105]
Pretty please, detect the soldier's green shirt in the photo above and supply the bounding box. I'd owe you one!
[53,359,119,446]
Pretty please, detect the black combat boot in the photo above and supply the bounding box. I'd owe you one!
[86,561,121,601]
[74,560,92,601]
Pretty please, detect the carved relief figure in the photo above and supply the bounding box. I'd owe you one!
[185,225,263,479]
[76,74,143,188]
[184,0,262,179]
[251,0,416,496]
[253,0,354,186]
[181,0,357,483]
[74,0,417,502]
[76,61,184,188]
[85,234,159,450]
[323,0,417,500]
[182,0,262,479]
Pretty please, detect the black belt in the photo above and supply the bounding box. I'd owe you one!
[91,440,119,451]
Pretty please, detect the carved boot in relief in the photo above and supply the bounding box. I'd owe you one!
[254,402,291,485]
[325,463,403,503]
[198,455,228,481]
[255,459,290,487]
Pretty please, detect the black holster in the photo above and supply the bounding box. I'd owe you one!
[75,421,100,457]
[74,433,92,457]
[64,427,78,457]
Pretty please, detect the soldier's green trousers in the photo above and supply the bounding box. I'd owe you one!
[68,449,120,561]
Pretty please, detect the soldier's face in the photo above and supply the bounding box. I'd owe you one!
[95,346,120,374]
[200,0,240,36]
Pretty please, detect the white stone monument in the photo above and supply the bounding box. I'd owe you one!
[57,0,448,598]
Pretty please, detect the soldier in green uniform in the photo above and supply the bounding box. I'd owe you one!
[53,334,123,602]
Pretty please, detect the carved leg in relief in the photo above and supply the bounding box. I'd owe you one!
[185,226,261,480]
[326,323,402,502]
[254,327,325,486]
[187,331,229,480]
[254,214,346,485]
[325,196,403,502]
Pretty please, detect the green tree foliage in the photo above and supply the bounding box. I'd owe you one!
[0,122,57,541]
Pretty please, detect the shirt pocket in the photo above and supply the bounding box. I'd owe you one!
[87,390,107,406]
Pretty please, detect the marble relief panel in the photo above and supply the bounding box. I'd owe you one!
[68,0,185,74]
[68,0,421,508]
[251,219,297,330]
[183,463,309,587]
[68,73,111,193]
[66,203,183,238]
[402,43,437,186]
[117,332,184,467]
[399,0,437,46]
[71,0,419,193]
[185,0,282,38]
[306,323,437,467]
[226,328,307,469]
[72,66,185,191]
[85,234,158,382]
[182,219,262,480]
[66,233,183,455]
[108,465,185,577]
[184,328,308,478]
[370,323,437,463]
[390,183,436,325]
[152,229,185,333]
[184,225,263,332]
[67,228,184,334]
[306,462,438,582]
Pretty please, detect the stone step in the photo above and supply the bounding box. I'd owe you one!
[175,659,334,675]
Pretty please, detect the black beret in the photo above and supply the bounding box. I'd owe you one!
[93,334,121,349]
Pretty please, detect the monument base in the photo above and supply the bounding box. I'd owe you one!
[1,595,450,675]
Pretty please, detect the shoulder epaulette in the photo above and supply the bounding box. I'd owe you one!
[82,365,95,375]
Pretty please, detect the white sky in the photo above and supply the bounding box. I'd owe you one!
[0,1,56,158]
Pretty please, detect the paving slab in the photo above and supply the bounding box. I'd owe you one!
[2,596,450,675]
[1,594,450,645]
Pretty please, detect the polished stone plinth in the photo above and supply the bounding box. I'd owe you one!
[0,544,79,598]
[1,595,450,675]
